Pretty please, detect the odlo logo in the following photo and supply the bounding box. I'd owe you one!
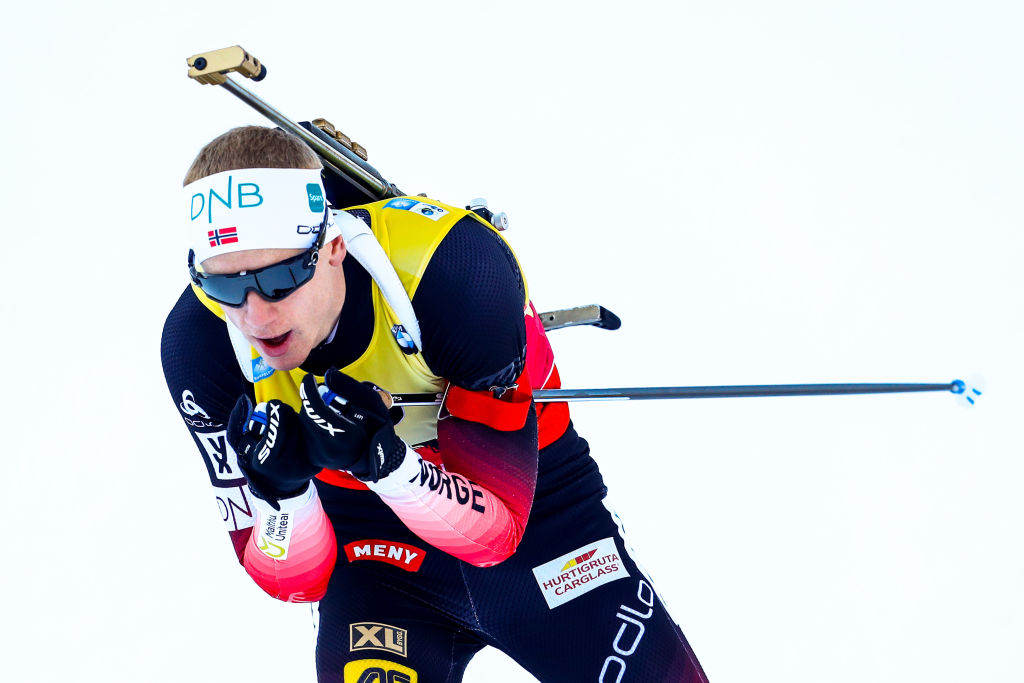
[307,183,325,212]
[599,579,656,683]
[343,659,417,683]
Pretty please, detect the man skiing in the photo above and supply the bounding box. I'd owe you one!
[161,124,709,682]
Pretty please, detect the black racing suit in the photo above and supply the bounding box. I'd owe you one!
[162,213,708,682]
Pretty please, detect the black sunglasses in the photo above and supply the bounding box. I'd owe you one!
[189,208,331,308]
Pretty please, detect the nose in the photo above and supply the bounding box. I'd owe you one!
[241,290,278,328]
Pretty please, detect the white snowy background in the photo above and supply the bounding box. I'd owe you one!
[2,1,1021,681]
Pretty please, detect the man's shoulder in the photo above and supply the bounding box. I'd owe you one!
[161,285,233,361]
[413,216,528,388]
[161,285,248,415]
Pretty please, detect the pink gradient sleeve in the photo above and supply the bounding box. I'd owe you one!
[242,483,338,602]
[367,412,539,567]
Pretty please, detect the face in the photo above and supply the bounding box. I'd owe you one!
[201,237,347,371]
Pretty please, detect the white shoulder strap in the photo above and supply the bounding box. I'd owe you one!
[226,322,257,383]
[334,209,423,352]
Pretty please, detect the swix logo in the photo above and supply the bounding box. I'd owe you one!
[599,579,656,683]
[562,549,597,571]
[343,659,417,683]
[299,382,344,436]
[256,403,280,463]
[376,443,386,468]
[343,540,425,572]
[350,622,408,657]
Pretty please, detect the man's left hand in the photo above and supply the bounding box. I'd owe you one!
[297,369,407,482]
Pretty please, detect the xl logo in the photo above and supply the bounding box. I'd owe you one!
[350,622,407,657]
[343,659,417,683]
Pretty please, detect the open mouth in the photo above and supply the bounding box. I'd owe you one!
[256,331,292,356]
[261,332,290,347]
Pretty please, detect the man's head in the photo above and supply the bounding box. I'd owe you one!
[184,126,348,372]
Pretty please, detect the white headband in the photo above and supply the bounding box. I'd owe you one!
[185,167,341,263]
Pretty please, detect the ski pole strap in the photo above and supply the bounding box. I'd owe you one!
[389,382,962,406]
[444,383,534,431]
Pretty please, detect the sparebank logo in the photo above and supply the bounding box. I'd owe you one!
[384,198,415,210]
[343,659,417,683]
[350,622,408,657]
[383,197,448,222]
[532,537,628,609]
[343,540,425,572]
[252,356,275,382]
[307,183,325,213]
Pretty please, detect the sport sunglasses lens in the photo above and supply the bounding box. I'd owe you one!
[200,254,315,307]
[253,261,312,300]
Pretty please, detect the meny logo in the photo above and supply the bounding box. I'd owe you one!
[343,540,425,572]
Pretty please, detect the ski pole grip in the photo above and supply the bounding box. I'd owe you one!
[187,45,267,85]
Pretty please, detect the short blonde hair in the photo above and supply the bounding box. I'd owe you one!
[183,125,321,185]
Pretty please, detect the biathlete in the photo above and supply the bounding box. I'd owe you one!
[161,125,709,682]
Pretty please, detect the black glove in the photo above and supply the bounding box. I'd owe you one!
[297,369,407,483]
[226,396,319,509]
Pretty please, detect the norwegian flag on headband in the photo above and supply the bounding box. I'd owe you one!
[208,227,239,247]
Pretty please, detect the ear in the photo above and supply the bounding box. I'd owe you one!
[325,235,346,266]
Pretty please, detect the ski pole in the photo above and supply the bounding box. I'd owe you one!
[389,381,972,406]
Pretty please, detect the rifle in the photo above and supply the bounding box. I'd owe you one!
[184,45,976,407]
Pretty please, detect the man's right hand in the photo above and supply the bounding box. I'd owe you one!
[297,370,407,483]
[226,396,319,510]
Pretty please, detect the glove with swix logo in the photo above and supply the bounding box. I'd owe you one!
[226,396,319,510]
[298,369,407,483]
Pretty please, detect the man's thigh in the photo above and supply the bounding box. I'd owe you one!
[465,497,709,682]
[316,562,486,683]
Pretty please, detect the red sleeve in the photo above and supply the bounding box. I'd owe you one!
[241,484,338,602]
